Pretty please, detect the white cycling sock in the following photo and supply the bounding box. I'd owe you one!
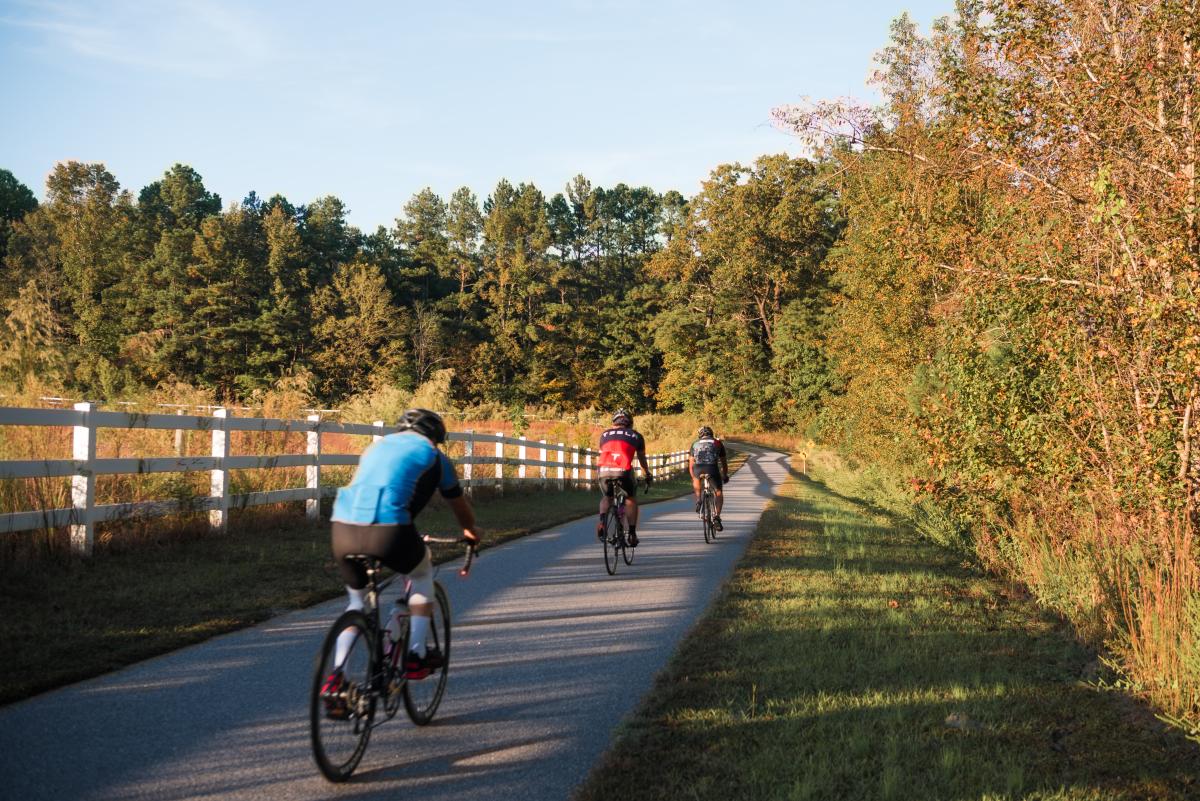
[333,587,367,668]
[408,615,430,657]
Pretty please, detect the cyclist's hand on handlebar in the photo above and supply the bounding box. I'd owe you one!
[463,528,481,548]
[644,473,654,487]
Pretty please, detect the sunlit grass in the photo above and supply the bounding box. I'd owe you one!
[575,458,1200,801]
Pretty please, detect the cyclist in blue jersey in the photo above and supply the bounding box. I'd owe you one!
[689,426,730,531]
[326,408,480,685]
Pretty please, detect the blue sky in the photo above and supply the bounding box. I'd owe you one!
[1,0,954,230]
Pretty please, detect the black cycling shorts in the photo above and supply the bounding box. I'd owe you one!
[597,469,637,499]
[691,463,723,489]
[331,521,427,589]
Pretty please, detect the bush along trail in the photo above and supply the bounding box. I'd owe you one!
[576,456,1200,801]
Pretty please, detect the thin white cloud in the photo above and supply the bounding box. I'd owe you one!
[1,0,278,78]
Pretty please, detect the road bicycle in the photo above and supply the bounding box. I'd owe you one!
[599,476,647,575]
[698,473,718,543]
[309,535,476,783]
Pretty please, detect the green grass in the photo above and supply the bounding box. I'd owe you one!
[575,459,1200,801]
[0,462,709,706]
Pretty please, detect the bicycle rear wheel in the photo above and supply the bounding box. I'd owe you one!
[602,507,620,575]
[622,535,635,565]
[311,610,376,782]
[702,493,715,543]
[403,581,451,725]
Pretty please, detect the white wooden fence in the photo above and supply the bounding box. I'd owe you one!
[0,405,688,555]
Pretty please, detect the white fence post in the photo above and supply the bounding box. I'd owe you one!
[372,419,385,443]
[464,429,474,497]
[174,408,185,456]
[571,448,579,488]
[518,436,527,482]
[495,432,504,494]
[585,453,593,484]
[70,401,96,556]
[557,442,565,490]
[539,440,548,489]
[306,414,321,521]
[209,407,230,532]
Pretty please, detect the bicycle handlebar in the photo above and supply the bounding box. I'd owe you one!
[422,535,479,578]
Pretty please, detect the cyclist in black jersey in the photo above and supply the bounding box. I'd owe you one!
[689,426,730,531]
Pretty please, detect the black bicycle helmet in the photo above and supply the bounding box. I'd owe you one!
[397,408,447,444]
[612,408,633,427]
[698,425,714,438]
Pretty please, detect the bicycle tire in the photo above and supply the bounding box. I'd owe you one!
[703,492,714,543]
[602,506,620,575]
[622,535,635,565]
[311,610,376,783]
[403,581,451,725]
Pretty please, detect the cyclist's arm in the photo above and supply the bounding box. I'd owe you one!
[446,494,481,544]
[719,442,729,477]
[637,449,651,480]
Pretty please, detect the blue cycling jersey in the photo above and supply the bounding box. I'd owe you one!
[331,431,463,526]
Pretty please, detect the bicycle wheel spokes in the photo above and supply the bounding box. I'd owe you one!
[311,610,376,782]
[403,581,451,725]
[603,507,620,575]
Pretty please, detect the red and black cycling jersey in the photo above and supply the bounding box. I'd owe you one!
[597,426,646,471]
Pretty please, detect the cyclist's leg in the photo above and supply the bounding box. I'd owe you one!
[621,471,640,544]
[404,549,434,657]
[597,476,615,536]
[709,468,725,528]
[330,522,373,668]
[378,529,431,656]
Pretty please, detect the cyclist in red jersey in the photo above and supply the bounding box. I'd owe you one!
[595,409,653,547]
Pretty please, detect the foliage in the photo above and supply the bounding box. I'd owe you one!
[1,162,836,424]
[774,2,1200,731]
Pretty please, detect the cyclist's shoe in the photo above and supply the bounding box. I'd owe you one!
[320,669,350,720]
[714,516,723,532]
[596,520,606,541]
[627,530,639,548]
[405,647,444,680]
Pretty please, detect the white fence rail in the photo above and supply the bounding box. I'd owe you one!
[0,405,688,555]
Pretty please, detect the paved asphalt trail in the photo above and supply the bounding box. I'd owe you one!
[0,447,790,801]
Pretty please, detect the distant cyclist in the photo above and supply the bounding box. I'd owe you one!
[325,408,480,695]
[596,409,653,547]
[689,426,730,531]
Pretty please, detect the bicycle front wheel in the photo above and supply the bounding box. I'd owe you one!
[622,536,635,565]
[311,610,376,783]
[602,507,620,575]
[403,581,451,725]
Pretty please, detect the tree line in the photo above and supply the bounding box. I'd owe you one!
[0,157,837,429]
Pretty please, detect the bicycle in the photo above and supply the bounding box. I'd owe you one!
[599,476,646,575]
[309,535,477,783]
[698,473,717,543]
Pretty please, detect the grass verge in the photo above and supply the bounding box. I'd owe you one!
[0,457,718,706]
[574,457,1200,801]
